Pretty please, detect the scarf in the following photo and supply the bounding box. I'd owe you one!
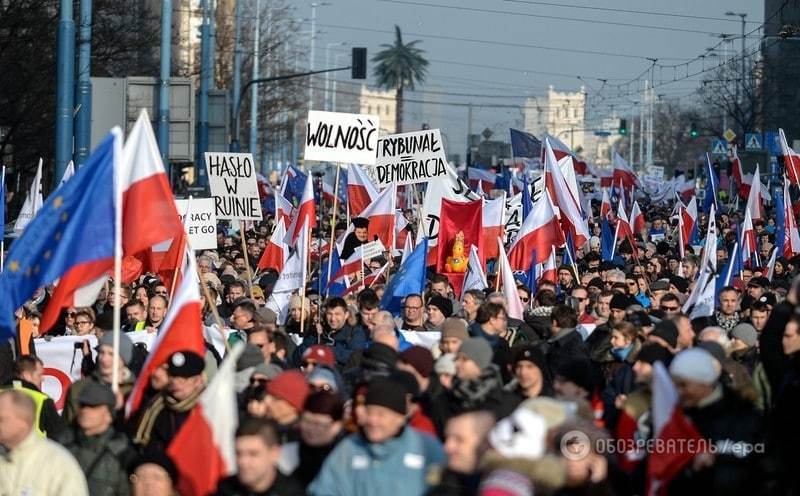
[134,388,203,447]
[451,366,503,410]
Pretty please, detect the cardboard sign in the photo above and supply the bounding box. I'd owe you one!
[175,198,217,250]
[368,129,449,186]
[204,152,263,221]
[359,240,385,261]
[304,110,380,165]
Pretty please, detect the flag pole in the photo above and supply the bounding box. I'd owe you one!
[1,165,5,273]
[111,130,123,394]
[325,163,341,293]
[170,197,192,297]
[239,220,254,298]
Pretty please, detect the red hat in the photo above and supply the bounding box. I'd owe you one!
[399,346,434,378]
[266,371,310,412]
[302,345,336,366]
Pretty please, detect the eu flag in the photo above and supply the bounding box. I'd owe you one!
[510,128,542,159]
[381,237,428,316]
[283,165,308,204]
[703,154,719,214]
[0,130,119,338]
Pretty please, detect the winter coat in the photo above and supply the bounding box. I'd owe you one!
[294,323,367,370]
[58,427,135,496]
[0,430,89,496]
[214,472,306,496]
[308,427,446,496]
[668,385,765,496]
[542,327,591,380]
[432,365,518,424]
[767,352,800,496]
[281,431,347,488]
[2,378,66,439]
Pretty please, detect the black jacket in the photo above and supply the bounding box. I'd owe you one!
[58,426,136,496]
[542,327,590,380]
[214,472,306,496]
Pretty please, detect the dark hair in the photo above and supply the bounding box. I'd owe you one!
[357,289,380,311]
[462,289,485,305]
[551,304,578,329]
[325,297,349,312]
[272,330,289,353]
[228,280,247,293]
[13,355,43,377]
[430,274,450,287]
[124,301,145,312]
[403,293,423,305]
[233,300,257,318]
[535,289,557,307]
[475,302,506,324]
[517,285,532,298]
[750,300,770,313]
[236,417,280,447]
[718,286,738,297]
[660,293,680,305]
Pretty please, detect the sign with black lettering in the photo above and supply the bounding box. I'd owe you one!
[304,110,380,165]
[204,152,263,221]
[368,129,448,186]
[175,198,217,250]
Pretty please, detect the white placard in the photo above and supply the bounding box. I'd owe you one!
[359,239,385,261]
[204,152,263,221]
[175,198,217,250]
[367,129,449,186]
[304,110,380,165]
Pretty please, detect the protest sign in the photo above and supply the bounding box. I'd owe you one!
[504,193,523,244]
[175,198,217,250]
[359,240,385,261]
[305,110,380,165]
[204,152,262,221]
[366,129,449,187]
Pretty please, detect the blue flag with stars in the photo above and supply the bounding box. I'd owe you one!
[381,237,429,316]
[0,130,119,338]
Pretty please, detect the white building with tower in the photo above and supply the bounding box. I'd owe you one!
[524,86,587,153]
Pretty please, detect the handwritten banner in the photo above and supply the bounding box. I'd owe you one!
[175,198,217,250]
[367,129,448,186]
[305,110,380,165]
[204,152,263,221]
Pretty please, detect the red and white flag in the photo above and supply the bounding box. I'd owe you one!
[741,208,757,265]
[539,246,557,284]
[600,188,612,219]
[508,194,564,270]
[779,128,800,186]
[679,197,698,255]
[361,184,397,250]
[630,201,645,236]
[745,164,762,221]
[288,174,316,244]
[257,218,290,272]
[612,201,634,259]
[482,195,505,260]
[126,250,206,418]
[42,111,182,331]
[347,163,379,217]
[496,237,525,321]
[543,139,590,248]
[613,152,639,190]
[646,362,705,496]
[784,178,800,258]
[467,168,497,190]
[167,343,242,496]
[541,133,572,161]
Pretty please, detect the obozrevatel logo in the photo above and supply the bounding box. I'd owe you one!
[560,430,591,461]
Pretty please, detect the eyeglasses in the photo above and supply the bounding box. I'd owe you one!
[76,320,92,326]
[66,312,77,317]
[660,305,679,311]
[155,291,168,296]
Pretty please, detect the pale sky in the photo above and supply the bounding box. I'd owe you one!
[289,0,764,157]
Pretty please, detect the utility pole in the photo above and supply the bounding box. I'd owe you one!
[157,0,172,163]
[308,2,329,111]
[231,0,242,152]
[638,83,644,167]
[55,0,75,182]
[250,0,261,163]
[74,0,92,168]
[197,0,212,186]
[726,11,748,141]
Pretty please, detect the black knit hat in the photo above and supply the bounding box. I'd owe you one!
[304,390,345,421]
[610,293,631,311]
[365,377,407,415]
[363,343,399,369]
[512,345,547,372]
[636,343,672,365]
[555,360,594,393]
[651,320,679,349]
[427,294,453,318]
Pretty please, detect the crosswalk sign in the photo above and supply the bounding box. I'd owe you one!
[711,140,727,155]
[745,133,763,150]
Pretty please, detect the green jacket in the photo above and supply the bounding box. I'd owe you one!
[57,427,135,496]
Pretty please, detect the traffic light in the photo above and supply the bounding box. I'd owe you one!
[690,122,699,139]
[351,47,367,79]
[619,118,627,136]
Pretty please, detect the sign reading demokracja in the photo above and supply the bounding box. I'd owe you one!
[367,129,449,187]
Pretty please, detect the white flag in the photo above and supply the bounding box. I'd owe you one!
[13,158,43,235]
[57,160,75,189]
[462,244,487,296]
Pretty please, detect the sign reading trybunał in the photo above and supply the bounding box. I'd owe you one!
[304,110,380,165]
[204,152,263,221]
[366,129,449,187]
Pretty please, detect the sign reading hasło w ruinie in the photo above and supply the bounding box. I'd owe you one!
[305,110,380,165]
[367,129,448,187]
[204,152,263,221]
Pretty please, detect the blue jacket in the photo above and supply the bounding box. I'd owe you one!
[308,427,446,496]
[294,323,367,368]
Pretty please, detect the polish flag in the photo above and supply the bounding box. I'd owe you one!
[482,195,505,260]
[468,168,497,190]
[257,218,289,272]
[156,234,187,295]
[784,178,800,258]
[679,197,698,251]
[630,201,646,236]
[126,250,206,418]
[167,343,242,496]
[42,111,182,331]
[347,164,379,217]
[558,155,583,214]
[361,184,396,249]
[731,146,743,189]
[275,177,294,228]
[766,247,778,282]
[543,139,590,248]
[539,246,557,283]
[612,201,634,259]
[646,362,705,496]
[779,129,800,186]
[613,153,639,190]
[508,194,565,270]
[341,262,389,296]
[329,249,366,286]
[541,133,572,161]
[600,188,612,219]
[288,174,316,244]
[741,208,757,265]
[496,237,525,321]
[745,163,762,221]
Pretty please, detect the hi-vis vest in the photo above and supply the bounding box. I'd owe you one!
[4,380,48,437]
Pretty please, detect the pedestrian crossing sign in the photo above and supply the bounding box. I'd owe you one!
[745,133,762,150]
[711,140,727,155]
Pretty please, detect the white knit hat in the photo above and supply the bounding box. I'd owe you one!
[669,348,720,386]
[488,408,547,460]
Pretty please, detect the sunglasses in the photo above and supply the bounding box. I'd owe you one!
[66,312,77,317]
[661,306,679,311]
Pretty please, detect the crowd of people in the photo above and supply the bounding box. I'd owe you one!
[1,181,799,496]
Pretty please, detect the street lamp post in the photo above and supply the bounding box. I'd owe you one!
[726,11,748,141]
[325,42,346,111]
[308,2,330,112]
